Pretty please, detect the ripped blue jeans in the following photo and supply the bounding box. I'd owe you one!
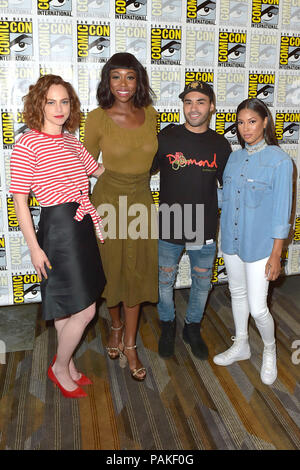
[158,240,216,324]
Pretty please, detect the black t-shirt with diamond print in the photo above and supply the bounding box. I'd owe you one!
[152,124,231,245]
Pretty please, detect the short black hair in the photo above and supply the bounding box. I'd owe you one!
[236,98,279,148]
[96,53,155,109]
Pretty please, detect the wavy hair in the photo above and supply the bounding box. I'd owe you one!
[96,53,155,109]
[23,74,81,133]
[236,98,279,148]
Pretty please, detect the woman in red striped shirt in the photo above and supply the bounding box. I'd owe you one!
[10,75,106,398]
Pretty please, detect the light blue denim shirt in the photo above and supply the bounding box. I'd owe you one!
[220,142,293,262]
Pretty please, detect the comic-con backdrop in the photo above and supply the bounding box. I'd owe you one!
[0,0,299,305]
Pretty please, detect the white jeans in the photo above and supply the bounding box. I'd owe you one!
[223,253,275,346]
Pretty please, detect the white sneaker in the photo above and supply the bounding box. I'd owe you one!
[261,343,277,385]
[213,335,251,366]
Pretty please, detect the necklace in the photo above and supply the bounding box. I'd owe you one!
[245,139,267,155]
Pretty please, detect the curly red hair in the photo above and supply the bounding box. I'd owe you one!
[23,74,81,133]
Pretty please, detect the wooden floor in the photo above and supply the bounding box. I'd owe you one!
[0,278,299,450]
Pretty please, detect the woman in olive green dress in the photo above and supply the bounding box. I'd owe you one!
[84,53,158,381]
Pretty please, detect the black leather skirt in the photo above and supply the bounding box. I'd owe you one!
[37,202,106,320]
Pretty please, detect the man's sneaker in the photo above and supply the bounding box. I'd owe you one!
[213,335,251,366]
[260,342,277,385]
[182,322,208,360]
[158,320,176,358]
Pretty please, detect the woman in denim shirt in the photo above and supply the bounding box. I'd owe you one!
[213,98,293,385]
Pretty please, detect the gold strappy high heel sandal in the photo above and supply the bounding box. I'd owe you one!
[106,322,123,360]
[119,342,146,382]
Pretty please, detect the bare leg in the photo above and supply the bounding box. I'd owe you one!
[106,305,123,358]
[122,303,146,379]
[52,303,96,390]
[54,318,81,380]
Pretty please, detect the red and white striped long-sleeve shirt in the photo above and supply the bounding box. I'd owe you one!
[10,129,104,242]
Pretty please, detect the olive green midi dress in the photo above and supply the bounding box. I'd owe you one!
[84,106,158,308]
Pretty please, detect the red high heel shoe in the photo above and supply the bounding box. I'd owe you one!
[75,373,93,386]
[51,355,93,386]
[47,364,87,398]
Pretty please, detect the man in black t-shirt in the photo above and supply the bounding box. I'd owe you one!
[152,80,231,360]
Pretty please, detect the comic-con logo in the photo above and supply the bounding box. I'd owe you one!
[217,71,245,107]
[12,273,41,304]
[186,0,217,24]
[38,20,73,62]
[185,70,214,89]
[78,66,102,107]
[151,68,181,105]
[151,0,182,22]
[79,110,88,143]
[215,111,238,145]
[1,111,28,149]
[0,273,8,304]
[185,27,214,66]
[218,31,247,67]
[115,0,147,20]
[77,0,110,17]
[10,235,33,271]
[7,196,20,231]
[151,190,159,210]
[151,27,182,65]
[175,254,193,287]
[10,65,34,106]
[279,35,300,69]
[282,0,300,30]
[248,72,275,106]
[115,24,147,62]
[293,216,300,244]
[0,65,9,104]
[220,0,249,26]
[0,64,34,107]
[37,0,72,16]
[275,112,300,144]
[250,31,277,68]
[0,20,33,61]
[3,151,11,190]
[277,73,300,106]
[251,0,279,28]
[40,64,73,84]
[0,237,7,271]
[77,22,110,63]
[211,257,227,283]
[289,245,300,274]
[156,109,180,133]
[7,196,40,231]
